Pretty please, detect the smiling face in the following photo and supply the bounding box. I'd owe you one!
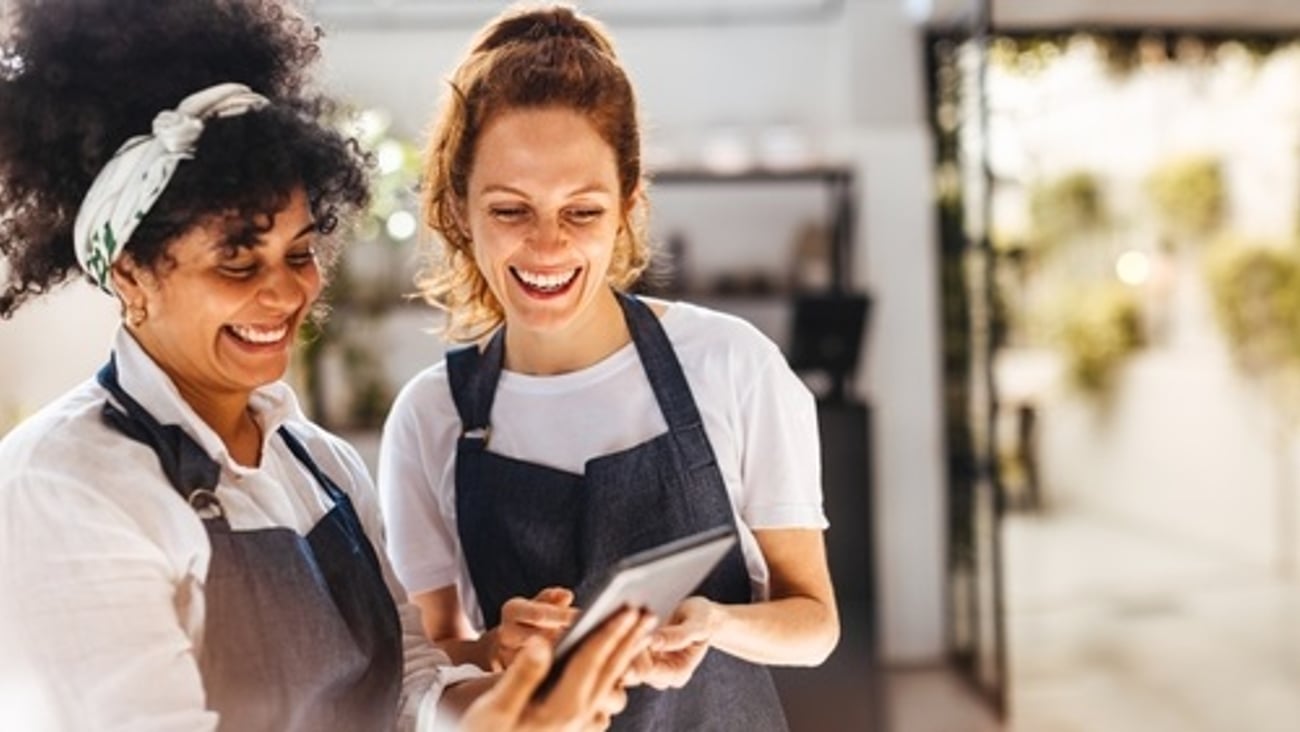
[462,106,628,349]
[115,188,322,401]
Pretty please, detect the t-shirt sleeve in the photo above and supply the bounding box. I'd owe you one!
[377,373,464,595]
[736,350,830,530]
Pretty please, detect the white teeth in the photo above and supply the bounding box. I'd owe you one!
[514,268,578,291]
[229,324,288,344]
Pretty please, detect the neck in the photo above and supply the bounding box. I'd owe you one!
[127,328,262,466]
[174,379,263,467]
[503,289,629,375]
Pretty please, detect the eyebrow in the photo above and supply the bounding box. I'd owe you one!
[291,221,318,240]
[480,183,614,198]
[207,220,319,253]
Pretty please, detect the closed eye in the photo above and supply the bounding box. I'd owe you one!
[219,264,257,279]
[217,247,258,278]
[287,246,318,268]
[564,208,605,225]
[489,205,530,223]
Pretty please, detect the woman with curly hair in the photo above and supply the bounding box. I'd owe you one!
[0,1,651,729]
[378,4,840,729]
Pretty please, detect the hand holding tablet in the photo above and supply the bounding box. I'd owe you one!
[533,525,737,695]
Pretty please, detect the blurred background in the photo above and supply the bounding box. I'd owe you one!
[9,0,1300,730]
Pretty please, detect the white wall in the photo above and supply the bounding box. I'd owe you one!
[0,283,118,432]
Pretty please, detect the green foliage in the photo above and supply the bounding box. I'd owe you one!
[1204,240,1300,378]
[989,36,1069,76]
[988,33,1298,79]
[1051,284,1143,393]
[1146,156,1225,243]
[295,107,420,426]
[1028,171,1107,251]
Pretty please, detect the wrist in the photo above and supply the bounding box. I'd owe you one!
[693,596,725,641]
[707,600,728,642]
[480,627,505,671]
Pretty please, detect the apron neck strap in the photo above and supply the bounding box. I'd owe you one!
[445,293,714,464]
[97,356,347,520]
[616,293,719,470]
[446,328,505,438]
[97,356,223,504]
[277,426,348,504]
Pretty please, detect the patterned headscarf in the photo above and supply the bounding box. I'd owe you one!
[73,83,270,295]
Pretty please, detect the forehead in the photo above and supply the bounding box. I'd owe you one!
[470,106,619,192]
[171,189,314,256]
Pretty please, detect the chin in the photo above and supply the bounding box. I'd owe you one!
[505,307,583,334]
[239,359,292,389]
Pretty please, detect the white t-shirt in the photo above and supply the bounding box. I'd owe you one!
[378,300,828,628]
[0,329,480,732]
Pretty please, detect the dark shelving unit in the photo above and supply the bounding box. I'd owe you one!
[648,164,881,730]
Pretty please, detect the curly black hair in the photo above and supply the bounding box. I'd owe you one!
[0,0,371,317]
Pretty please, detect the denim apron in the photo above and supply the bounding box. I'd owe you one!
[97,358,402,732]
[448,293,788,731]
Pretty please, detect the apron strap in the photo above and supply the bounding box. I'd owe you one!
[97,357,227,524]
[277,426,348,505]
[616,293,718,471]
[446,329,506,446]
[97,356,352,528]
[278,425,392,585]
[445,293,718,468]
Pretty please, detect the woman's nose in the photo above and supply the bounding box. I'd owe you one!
[527,214,565,252]
[257,264,308,309]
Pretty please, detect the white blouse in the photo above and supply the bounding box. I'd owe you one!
[0,329,481,731]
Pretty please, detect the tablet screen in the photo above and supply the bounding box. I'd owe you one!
[552,525,737,660]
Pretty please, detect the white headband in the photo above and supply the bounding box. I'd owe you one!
[73,82,270,296]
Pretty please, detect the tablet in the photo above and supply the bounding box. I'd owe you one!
[543,525,737,684]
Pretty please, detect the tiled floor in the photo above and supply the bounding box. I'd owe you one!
[883,666,1001,732]
[773,620,881,731]
[1004,510,1300,732]
[877,508,1300,732]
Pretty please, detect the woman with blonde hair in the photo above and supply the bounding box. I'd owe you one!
[380,4,840,729]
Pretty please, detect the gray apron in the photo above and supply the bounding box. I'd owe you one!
[97,358,402,732]
[448,292,788,731]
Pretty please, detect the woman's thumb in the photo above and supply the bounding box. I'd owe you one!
[537,586,575,606]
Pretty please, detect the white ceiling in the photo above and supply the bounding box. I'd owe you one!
[309,0,849,27]
[307,0,1300,34]
[914,0,1300,31]
[310,0,1300,31]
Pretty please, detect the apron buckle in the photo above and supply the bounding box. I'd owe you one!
[188,488,226,521]
[462,426,491,447]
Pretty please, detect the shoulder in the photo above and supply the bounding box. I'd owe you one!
[386,358,459,432]
[0,378,124,479]
[658,299,786,373]
[0,379,184,540]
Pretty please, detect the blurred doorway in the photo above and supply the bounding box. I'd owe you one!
[928,11,1300,731]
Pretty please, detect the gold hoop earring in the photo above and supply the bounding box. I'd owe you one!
[126,302,147,327]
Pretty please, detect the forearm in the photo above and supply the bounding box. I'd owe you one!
[704,594,840,666]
